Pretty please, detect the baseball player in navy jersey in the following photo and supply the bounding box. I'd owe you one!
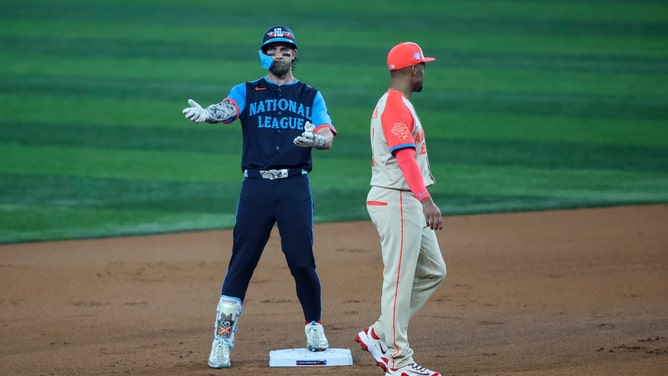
[182,25,337,369]
[355,42,446,376]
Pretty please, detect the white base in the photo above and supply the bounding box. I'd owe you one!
[269,348,353,367]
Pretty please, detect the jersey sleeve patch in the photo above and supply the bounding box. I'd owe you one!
[390,122,410,140]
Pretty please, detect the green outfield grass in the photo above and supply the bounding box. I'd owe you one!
[1,0,667,243]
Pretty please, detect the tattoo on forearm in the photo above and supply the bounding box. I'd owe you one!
[205,101,237,123]
[314,134,327,149]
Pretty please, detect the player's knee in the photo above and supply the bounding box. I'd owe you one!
[289,262,314,277]
[438,263,447,284]
[431,262,447,286]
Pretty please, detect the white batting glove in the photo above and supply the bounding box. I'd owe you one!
[182,99,208,123]
[293,122,326,149]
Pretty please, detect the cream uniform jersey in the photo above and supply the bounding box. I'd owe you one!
[370,89,435,191]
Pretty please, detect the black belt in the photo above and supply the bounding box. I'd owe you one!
[244,168,307,180]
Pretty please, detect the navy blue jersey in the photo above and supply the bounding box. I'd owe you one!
[223,77,335,172]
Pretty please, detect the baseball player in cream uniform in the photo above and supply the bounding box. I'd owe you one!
[356,42,447,376]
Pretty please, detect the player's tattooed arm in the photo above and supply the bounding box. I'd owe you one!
[205,100,237,123]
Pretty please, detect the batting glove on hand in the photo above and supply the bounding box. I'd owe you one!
[182,99,208,123]
[293,122,326,149]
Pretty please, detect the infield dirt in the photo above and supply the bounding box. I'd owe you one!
[1,205,667,375]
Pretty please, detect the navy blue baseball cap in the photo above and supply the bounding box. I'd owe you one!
[261,25,297,52]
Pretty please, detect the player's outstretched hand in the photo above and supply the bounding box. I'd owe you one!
[294,122,326,149]
[182,99,208,123]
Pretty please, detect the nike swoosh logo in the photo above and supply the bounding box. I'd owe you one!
[255,87,266,91]
[379,342,387,354]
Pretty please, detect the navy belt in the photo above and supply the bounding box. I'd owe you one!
[244,168,307,180]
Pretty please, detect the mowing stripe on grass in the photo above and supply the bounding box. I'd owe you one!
[331,134,668,173]
[340,109,668,146]
[413,90,668,120]
[0,173,240,214]
[4,51,666,92]
[436,163,668,199]
[0,94,193,128]
[3,37,668,75]
[3,0,667,32]
[5,36,668,75]
[2,73,665,120]
[4,0,667,23]
[0,144,241,182]
[2,121,243,155]
[3,6,665,34]
[0,203,235,244]
[2,18,667,57]
[4,121,667,173]
[1,95,663,147]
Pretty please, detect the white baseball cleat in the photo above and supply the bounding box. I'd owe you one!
[208,339,231,368]
[305,321,329,351]
[385,363,441,376]
[355,327,390,371]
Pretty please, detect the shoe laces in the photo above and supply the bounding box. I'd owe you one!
[409,363,434,374]
[306,322,324,340]
[214,340,230,357]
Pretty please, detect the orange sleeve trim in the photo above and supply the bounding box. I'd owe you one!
[313,123,337,136]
